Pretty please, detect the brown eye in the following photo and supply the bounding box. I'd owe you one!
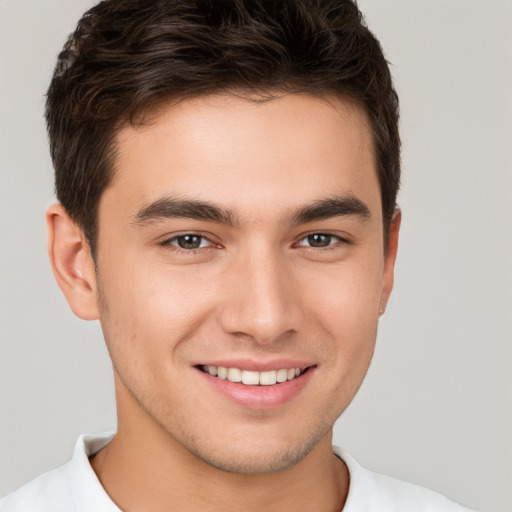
[301,233,336,248]
[168,234,210,250]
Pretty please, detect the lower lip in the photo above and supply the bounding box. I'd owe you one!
[196,367,315,410]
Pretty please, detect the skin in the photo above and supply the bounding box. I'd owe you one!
[47,93,400,512]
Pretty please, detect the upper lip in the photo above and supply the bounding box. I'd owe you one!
[193,359,316,372]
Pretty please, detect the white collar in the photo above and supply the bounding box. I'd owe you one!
[67,432,120,511]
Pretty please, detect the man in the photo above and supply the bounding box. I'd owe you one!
[0,1,479,510]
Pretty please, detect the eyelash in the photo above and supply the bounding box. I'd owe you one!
[160,233,217,253]
[160,232,351,253]
[296,233,348,249]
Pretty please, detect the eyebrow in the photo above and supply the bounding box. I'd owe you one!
[133,193,371,227]
[134,197,238,226]
[288,195,371,225]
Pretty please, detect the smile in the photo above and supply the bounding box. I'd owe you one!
[199,365,307,386]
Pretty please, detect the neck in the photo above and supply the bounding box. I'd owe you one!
[90,381,349,512]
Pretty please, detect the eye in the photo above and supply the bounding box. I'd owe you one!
[165,234,213,250]
[298,233,341,248]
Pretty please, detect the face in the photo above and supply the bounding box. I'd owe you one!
[94,93,397,474]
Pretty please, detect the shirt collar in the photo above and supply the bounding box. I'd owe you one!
[67,432,121,511]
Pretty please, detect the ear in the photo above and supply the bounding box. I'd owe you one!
[380,209,401,315]
[46,203,100,320]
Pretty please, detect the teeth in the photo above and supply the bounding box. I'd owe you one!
[259,370,277,386]
[201,365,306,386]
[242,370,259,385]
[276,368,288,383]
[227,367,242,383]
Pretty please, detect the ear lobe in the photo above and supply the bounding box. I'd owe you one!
[380,209,401,314]
[46,203,100,320]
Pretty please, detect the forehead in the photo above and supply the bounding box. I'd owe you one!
[104,93,380,223]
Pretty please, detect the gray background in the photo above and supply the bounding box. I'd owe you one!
[1,1,511,511]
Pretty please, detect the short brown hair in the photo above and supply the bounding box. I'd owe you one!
[46,0,400,255]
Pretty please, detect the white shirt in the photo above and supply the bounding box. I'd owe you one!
[0,433,478,511]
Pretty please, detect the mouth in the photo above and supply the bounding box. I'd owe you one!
[196,365,312,386]
[195,362,316,409]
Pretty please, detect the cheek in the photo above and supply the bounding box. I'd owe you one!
[97,257,219,358]
[300,257,383,370]
[302,255,384,322]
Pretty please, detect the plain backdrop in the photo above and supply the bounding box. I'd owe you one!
[0,1,511,511]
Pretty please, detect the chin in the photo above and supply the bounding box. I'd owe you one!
[183,428,328,475]
[194,445,310,475]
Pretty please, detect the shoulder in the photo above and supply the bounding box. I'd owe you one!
[0,463,74,512]
[334,447,479,512]
[0,433,118,512]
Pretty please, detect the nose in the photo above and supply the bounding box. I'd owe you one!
[218,248,302,345]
